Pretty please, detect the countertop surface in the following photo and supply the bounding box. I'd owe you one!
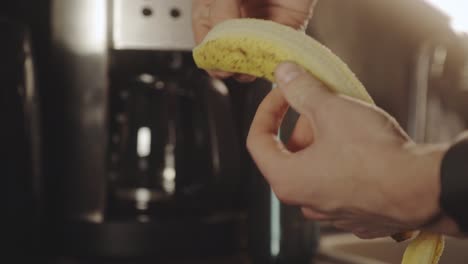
[53,254,345,264]
[53,226,348,264]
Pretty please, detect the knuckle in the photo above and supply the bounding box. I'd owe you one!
[283,72,316,110]
[285,74,339,116]
[272,183,295,204]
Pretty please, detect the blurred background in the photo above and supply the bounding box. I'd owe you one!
[1,0,467,263]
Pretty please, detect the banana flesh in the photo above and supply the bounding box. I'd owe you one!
[192,18,444,264]
[193,18,373,104]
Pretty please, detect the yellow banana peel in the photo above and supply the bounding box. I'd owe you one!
[402,232,445,264]
[193,18,444,264]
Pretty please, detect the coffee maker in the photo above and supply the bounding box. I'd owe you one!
[2,0,319,262]
[45,0,248,258]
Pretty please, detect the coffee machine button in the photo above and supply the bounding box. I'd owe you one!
[141,6,153,17]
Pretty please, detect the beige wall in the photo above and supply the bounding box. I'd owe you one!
[306,0,454,127]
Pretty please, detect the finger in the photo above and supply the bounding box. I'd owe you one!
[275,62,337,122]
[331,220,355,231]
[210,0,242,26]
[246,88,293,179]
[301,207,333,221]
[192,0,213,44]
[354,229,392,239]
[233,73,257,83]
[208,70,234,79]
[286,115,314,152]
[192,0,241,44]
[241,0,317,31]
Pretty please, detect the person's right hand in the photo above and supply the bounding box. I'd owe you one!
[246,62,462,238]
[192,0,317,81]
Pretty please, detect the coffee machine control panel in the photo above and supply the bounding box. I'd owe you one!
[112,0,196,50]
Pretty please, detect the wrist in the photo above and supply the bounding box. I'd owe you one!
[409,144,448,228]
[400,142,466,237]
[423,214,462,237]
[384,143,448,230]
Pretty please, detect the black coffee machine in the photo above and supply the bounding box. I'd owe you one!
[2,0,318,263]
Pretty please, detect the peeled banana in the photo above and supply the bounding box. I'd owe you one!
[192,18,444,264]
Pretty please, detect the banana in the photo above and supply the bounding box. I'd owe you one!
[402,232,445,264]
[193,18,373,103]
[192,18,444,264]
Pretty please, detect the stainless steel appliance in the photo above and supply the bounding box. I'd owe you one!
[47,0,245,258]
[1,17,42,261]
[1,0,319,262]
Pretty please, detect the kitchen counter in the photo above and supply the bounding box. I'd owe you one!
[53,255,345,264]
[53,226,349,264]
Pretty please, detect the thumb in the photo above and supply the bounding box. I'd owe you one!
[274,62,336,117]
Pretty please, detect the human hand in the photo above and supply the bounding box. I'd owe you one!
[192,0,317,81]
[246,62,458,239]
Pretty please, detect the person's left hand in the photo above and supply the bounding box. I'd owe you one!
[246,62,455,238]
[192,0,317,81]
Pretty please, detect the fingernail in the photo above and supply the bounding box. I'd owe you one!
[234,74,256,83]
[208,70,233,79]
[275,62,304,85]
